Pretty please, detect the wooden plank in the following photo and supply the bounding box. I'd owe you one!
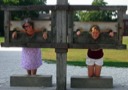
[4,10,10,44]
[1,5,54,11]
[117,10,126,45]
[70,5,127,11]
[9,31,52,43]
[68,11,73,43]
[56,0,68,90]
[51,10,56,43]
[0,5,127,11]
[68,44,126,49]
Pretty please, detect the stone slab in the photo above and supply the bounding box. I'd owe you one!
[10,75,52,87]
[71,76,113,88]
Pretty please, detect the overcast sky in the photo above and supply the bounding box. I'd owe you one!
[46,0,128,14]
[47,0,128,5]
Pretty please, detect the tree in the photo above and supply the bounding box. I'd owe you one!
[76,0,117,22]
[92,0,107,6]
[3,0,47,20]
[73,11,80,21]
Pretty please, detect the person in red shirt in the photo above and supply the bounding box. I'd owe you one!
[75,25,114,77]
[86,25,103,77]
[87,25,115,77]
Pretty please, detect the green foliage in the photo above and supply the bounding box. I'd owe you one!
[3,0,46,5]
[82,10,116,21]
[0,37,4,42]
[3,0,19,5]
[92,0,107,6]
[76,0,117,22]
[3,0,47,20]
[73,11,80,21]
[41,36,128,67]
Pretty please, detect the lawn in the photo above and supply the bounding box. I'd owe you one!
[42,36,128,67]
[42,48,128,67]
[0,37,4,43]
[1,36,128,67]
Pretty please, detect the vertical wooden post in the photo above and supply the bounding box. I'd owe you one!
[56,0,68,90]
[117,7,126,45]
[51,10,56,43]
[4,10,10,46]
[68,11,74,43]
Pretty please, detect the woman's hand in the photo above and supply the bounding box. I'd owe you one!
[109,32,114,37]
[42,31,47,40]
[12,31,17,39]
[76,31,81,36]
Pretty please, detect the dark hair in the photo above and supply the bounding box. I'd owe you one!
[89,25,100,32]
[76,28,81,32]
[107,29,113,33]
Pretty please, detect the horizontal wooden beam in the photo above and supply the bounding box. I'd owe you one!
[69,44,127,49]
[0,5,54,11]
[1,42,126,49]
[1,42,53,48]
[69,5,127,11]
[0,5,127,11]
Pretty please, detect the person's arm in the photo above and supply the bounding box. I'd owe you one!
[35,27,46,32]
[35,27,48,40]
[11,28,25,39]
[12,31,17,39]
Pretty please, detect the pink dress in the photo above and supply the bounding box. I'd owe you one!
[21,48,42,70]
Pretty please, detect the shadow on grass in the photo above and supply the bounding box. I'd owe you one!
[43,59,128,68]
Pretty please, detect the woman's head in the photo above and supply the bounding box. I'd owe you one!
[90,25,100,40]
[22,18,35,36]
[22,18,34,30]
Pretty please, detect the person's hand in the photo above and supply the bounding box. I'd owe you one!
[76,31,81,36]
[42,32,47,40]
[12,31,17,39]
[109,32,114,37]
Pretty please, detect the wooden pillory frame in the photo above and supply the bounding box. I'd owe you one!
[1,5,127,49]
[0,0,127,89]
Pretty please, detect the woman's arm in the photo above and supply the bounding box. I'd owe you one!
[35,28,48,40]
[11,28,25,39]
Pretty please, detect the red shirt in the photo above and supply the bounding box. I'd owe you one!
[87,49,104,59]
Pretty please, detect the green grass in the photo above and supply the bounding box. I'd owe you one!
[1,36,128,67]
[0,37,4,43]
[42,48,128,67]
[42,36,128,67]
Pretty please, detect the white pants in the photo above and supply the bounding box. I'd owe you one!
[86,56,103,66]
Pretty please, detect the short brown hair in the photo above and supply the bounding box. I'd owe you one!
[89,25,100,32]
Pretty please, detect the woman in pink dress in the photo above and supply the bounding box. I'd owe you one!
[12,18,47,75]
